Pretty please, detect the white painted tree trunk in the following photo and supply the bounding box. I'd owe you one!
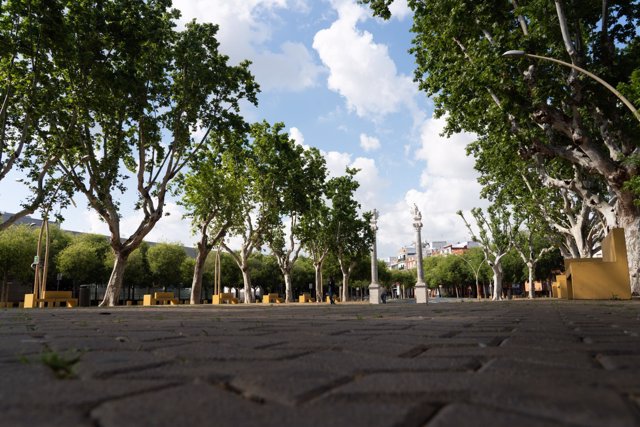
[491,264,503,301]
[527,262,534,299]
[241,268,253,303]
[620,215,640,295]
[284,272,293,303]
[341,272,349,302]
[314,262,323,303]
[100,253,128,306]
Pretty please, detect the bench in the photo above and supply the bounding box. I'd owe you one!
[298,293,314,303]
[212,293,239,304]
[262,293,284,304]
[524,281,543,293]
[564,228,631,300]
[24,291,78,308]
[143,292,179,306]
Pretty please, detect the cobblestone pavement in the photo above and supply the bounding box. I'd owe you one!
[1,299,640,427]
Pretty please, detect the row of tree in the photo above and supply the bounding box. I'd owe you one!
[1,1,377,305]
[363,0,640,295]
[0,224,402,304]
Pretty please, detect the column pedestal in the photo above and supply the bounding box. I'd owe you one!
[369,283,381,304]
[415,282,429,304]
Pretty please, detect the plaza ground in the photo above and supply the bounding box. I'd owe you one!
[1,298,639,426]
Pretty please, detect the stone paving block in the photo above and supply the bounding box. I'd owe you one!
[151,341,311,361]
[427,402,558,427]
[74,350,175,379]
[596,354,640,370]
[0,405,92,427]
[91,383,292,427]
[2,300,640,426]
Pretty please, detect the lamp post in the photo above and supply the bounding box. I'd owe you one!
[502,50,640,123]
[368,209,382,304]
[460,252,486,299]
[412,204,428,304]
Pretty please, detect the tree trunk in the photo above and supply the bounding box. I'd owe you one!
[620,215,640,295]
[341,272,349,302]
[492,265,503,301]
[284,272,293,303]
[240,268,253,303]
[190,246,211,304]
[100,252,128,306]
[314,262,323,303]
[527,262,535,299]
[1,272,7,305]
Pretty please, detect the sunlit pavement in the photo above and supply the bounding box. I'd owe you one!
[1,299,639,426]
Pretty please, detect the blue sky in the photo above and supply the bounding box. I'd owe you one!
[2,0,487,259]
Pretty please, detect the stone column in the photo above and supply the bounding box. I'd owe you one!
[412,204,428,304]
[369,209,382,304]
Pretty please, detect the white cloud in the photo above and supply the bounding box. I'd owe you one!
[289,127,305,146]
[312,0,418,119]
[351,157,386,210]
[359,133,381,151]
[373,115,488,258]
[415,115,477,180]
[252,42,323,92]
[324,150,353,178]
[388,0,411,20]
[172,0,320,92]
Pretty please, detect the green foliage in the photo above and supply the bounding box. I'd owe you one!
[56,234,110,285]
[0,0,71,229]
[0,225,37,283]
[180,257,195,288]
[147,243,187,288]
[248,251,281,292]
[122,243,152,289]
[326,169,374,293]
[40,348,82,380]
[389,268,416,289]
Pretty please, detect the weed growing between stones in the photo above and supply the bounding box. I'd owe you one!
[39,347,83,379]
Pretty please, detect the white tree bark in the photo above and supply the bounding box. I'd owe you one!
[101,253,128,306]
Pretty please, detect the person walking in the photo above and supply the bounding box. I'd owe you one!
[327,276,336,304]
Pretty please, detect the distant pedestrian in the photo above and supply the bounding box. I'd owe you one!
[328,276,336,304]
[381,287,387,304]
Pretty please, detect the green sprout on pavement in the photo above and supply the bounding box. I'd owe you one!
[40,348,82,379]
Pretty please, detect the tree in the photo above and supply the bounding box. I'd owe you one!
[56,234,110,292]
[363,0,640,294]
[512,225,555,299]
[178,129,247,304]
[264,145,327,302]
[0,0,70,231]
[51,2,258,306]
[300,195,332,303]
[147,243,187,291]
[458,206,518,301]
[0,225,36,304]
[326,169,374,302]
[460,247,489,299]
[121,243,152,300]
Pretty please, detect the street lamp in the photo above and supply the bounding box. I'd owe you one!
[502,50,640,123]
[368,209,382,304]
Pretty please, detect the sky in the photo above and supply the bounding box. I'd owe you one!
[1,0,488,259]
